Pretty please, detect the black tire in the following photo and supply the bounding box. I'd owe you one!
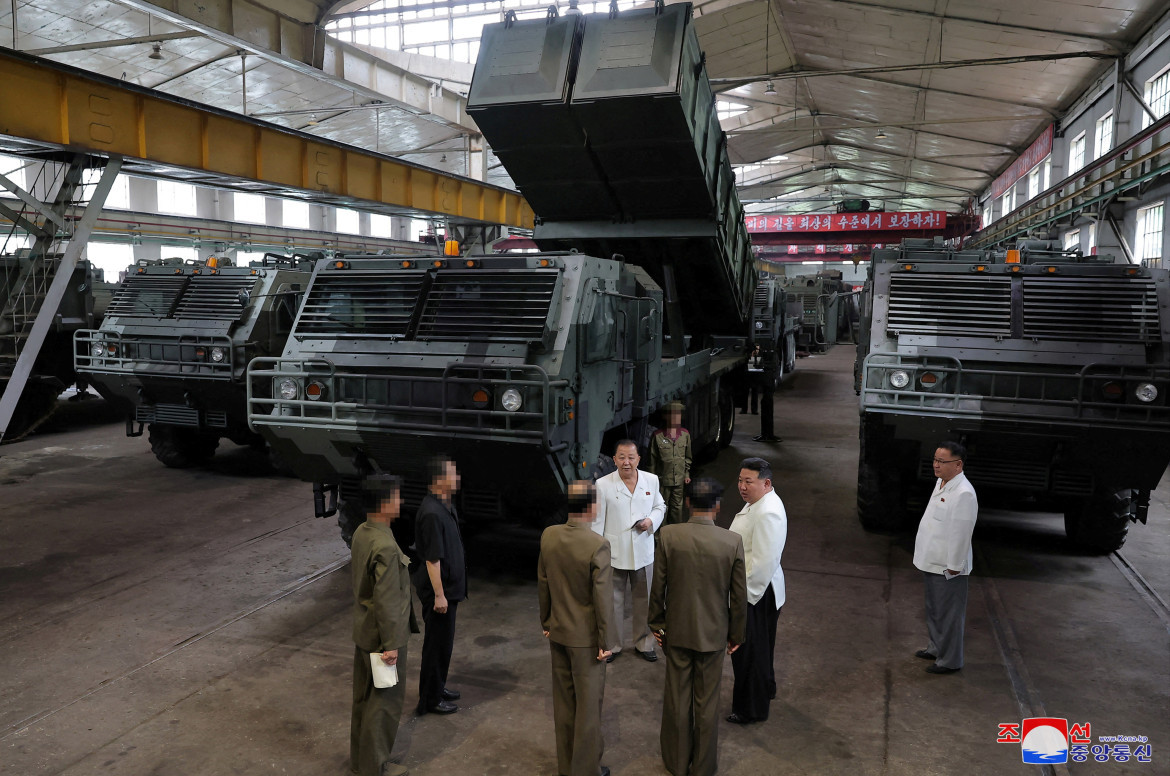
[857,421,909,532]
[338,498,366,548]
[148,424,219,468]
[1064,488,1133,554]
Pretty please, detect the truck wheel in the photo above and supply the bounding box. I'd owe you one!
[857,425,908,531]
[1064,488,1132,554]
[148,425,219,468]
[338,498,366,548]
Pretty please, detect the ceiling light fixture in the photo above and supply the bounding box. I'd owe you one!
[875,130,887,140]
[764,81,776,96]
[440,153,447,163]
[148,42,164,60]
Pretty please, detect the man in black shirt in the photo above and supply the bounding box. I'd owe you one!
[412,454,466,715]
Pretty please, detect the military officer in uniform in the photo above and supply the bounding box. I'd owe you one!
[649,479,747,776]
[350,474,418,776]
[538,480,615,776]
[649,401,692,526]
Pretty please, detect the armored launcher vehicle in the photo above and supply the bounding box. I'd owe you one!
[856,239,1170,552]
[75,254,315,467]
[246,1,754,537]
[1,251,116,440]
[752,276,798,385]
[778,273,842,352]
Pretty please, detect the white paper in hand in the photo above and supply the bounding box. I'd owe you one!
[370,653,399,689]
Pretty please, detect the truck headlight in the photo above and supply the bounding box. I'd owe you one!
[889,370,910,389]
[1135,383,1158,403]
[501,387,523,412]
[210,346,225,363]
[754,321,763,330]
[90,342,104,357]
[278,378,299,400]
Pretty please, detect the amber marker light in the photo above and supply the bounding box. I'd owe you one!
[433,259,446,268]
[1010,265,1022,273]
[920,372,938,385]
[471,389,490,407]
[205,257,219,268]
[334,260,348,269]
[465,259,480,268]
[1005,250,1021,263]
[1047,266,1058,273]
[400,260,415,269]
[539,258,551,267]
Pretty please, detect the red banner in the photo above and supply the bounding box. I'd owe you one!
[745,211,947,233]
[990,125,1053,199]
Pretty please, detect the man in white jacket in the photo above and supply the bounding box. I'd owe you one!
[593,439,667,662]
[913,440,979,674]
[727,457,787,723]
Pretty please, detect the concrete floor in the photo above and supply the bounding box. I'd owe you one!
[1,348,1167,776]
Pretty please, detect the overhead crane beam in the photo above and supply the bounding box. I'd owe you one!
[0,50,534,231]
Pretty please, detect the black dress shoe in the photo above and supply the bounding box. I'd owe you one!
[726,712,757,724]
[441,688,461,701]
[925,664,960,674]
[422,700,458,714]
[914,649,937,661]
[600,767,610,776]
[605,651,619,663]
[752,435,781,442]
[635,649,658,662]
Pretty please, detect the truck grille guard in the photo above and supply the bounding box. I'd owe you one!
[74,330,236,379]
[247,357,570,450]
[860,353,1170,429]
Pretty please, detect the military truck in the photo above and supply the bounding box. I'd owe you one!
[1,251,116,440]
[752,276,798,384]
[856,238,1170,552]
[778,273,842,352]
[75,253,317,467]
[246,1,754,539]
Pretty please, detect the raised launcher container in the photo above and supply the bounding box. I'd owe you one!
[467,1,754,340]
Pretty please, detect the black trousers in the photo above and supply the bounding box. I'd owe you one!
[730,584,780,721]
[417,600,458,712]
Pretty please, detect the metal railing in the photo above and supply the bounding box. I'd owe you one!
[860,352,1170,428]
[74,330,236,379]
[247,356,569,449]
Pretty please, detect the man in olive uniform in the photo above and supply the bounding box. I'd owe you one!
[650,401,693,526]
[538,481,615,776]
[650,479,747,776]
[351,474,419,776]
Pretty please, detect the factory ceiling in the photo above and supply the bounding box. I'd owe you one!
[1,0,1166,218]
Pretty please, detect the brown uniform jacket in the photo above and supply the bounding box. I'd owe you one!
[649,517,748,652]
[352,521,418,653]
[538,521,615,648]
[649,428,692,487]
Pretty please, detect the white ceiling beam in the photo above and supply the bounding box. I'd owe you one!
[111,0,478,134]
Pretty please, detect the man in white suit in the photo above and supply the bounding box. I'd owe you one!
[913,440,979,675]
[727,457,786,723]
[593,439,667,662]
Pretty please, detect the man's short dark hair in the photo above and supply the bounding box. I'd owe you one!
[567,481,597,516]
[361,473,402,510]
[739,457,773,482]
[614,439,639,455]
[937,441,966,462]
[428,453,456,483]
[687,478,724,511]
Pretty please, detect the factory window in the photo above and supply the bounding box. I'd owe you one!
[336,208,361,234]
[157,180,197,216]
[1063,230,1080,252]
[235,192,267,225]
[1027,166,1041,200]
[370,213,394,238]
[1068,132,1086,174]
[1088,222,1097,255]
[1136,203,1164,265]
[1142,68,1169,129]
[717,99,749,121]
[85,243,135,281]
[0,153,27,190]
[1042,157,1051,190]
[1094,112,1113,159]
[283,199,311,228]
[981,203,991,228]
[1001,188,1015,216]
[81,168,131,210]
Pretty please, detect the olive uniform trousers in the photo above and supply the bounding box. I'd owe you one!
[661,646,725,776]
[550,641,607,776]
[351,645,408,776]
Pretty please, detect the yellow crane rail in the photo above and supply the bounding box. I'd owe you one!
[0,49,534,230]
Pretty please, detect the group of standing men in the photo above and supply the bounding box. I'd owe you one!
[549,445,789,776]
